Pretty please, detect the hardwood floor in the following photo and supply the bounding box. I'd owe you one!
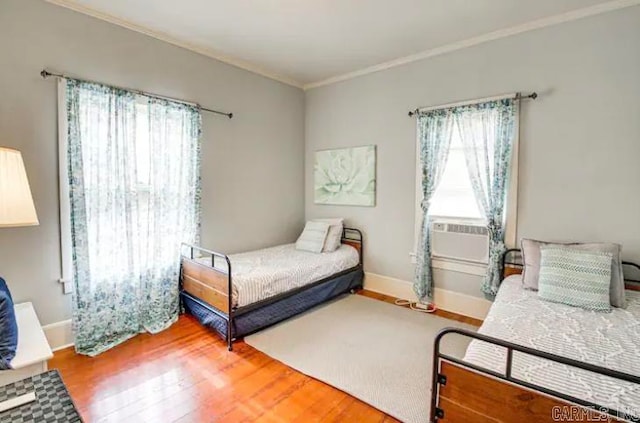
[49,291,481,422]
[358,290,484,327]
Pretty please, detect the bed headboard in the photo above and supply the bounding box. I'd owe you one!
[502,248,524,278]
[342,227,363,266]
[501,248,640,291]
[623,261,640,291]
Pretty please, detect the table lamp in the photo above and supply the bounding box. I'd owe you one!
[0,147,39,228]
[0,147,38,412]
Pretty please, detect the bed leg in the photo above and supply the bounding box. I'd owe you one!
[227,321,233,352]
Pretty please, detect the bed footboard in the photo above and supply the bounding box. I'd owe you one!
[432,328,639,423]
[181,259,230,313]
[180,244,233,351]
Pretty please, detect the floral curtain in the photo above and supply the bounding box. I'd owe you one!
[454,99,517,296]
[66,79,201,356]
[141,98,201,332]
[414,109,455,301]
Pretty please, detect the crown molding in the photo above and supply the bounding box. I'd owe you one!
[43,0,305,89]
[303,0,640,90]
[43,0,640,92]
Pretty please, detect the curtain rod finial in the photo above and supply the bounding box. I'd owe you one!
[530,92,538,100]
[40,70,50,79]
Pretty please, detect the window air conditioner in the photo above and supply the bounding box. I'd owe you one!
[431,222,489,264]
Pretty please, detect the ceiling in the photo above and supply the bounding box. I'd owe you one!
[48,0,630,88]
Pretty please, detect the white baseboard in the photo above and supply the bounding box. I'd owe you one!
[364,272,491,321]
[38,274,489,350]
[41,319,74,352]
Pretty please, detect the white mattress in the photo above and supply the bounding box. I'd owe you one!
[196,243,359,308]
[464,275,640,418]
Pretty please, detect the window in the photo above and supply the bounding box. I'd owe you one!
[427,129,483,220]
[58,78,201,354]
[135,100,152,245]
[135,100,151,189]
[413,112,519,262]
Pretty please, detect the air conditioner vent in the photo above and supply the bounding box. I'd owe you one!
[446,224,488,236]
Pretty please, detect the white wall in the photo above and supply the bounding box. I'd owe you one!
[2,1,638,326]
[305,7,640,298]
[0,0,305,325]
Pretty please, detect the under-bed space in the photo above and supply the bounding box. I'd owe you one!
[179,228,364,350]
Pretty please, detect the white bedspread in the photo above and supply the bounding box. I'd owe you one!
[464,275,640,418]
[196,243,359,308]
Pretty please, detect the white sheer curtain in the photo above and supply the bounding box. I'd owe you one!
[141,98,201,332]
[455,99,517,296]
[414,109,455,302]
[63,79,201,356]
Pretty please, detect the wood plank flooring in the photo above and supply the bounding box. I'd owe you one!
[49,290,481,422]
[358,290,484,327]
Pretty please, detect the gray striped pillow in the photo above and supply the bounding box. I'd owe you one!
[312,218,344,252]
[538,247,612,312]
[295,221,330,253]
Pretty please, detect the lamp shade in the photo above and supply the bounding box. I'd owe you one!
[0,147,39,227]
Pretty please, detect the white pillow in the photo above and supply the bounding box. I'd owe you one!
[313,218,344,252]
[295,221,330,253]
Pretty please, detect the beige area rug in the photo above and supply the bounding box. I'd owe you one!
[245,294,477,423]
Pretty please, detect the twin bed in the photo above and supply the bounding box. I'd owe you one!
[180,229,640,421]
[432,251,640,423]
[179,228,363,351]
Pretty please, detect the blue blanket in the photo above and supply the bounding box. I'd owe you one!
[0,277,18,369]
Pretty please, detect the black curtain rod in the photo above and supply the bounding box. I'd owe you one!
[41,69,233,119]
[408,92,538,117]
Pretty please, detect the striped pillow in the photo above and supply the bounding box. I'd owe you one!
[295,221,330,253]
[538,247,612,312]
[312,218,344,252]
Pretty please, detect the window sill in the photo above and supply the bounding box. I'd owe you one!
[428,215,486,225]
[409,252,486,277]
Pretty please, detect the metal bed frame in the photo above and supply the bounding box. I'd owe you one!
[179,228,364,351]
[431,249,640,423]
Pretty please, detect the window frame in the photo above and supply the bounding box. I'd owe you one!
[58,79,74,294]
[411,112,520,265]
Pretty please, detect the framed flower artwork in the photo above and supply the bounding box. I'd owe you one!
[314,145,376,206]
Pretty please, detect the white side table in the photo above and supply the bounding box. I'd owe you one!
[0,302,54,387]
